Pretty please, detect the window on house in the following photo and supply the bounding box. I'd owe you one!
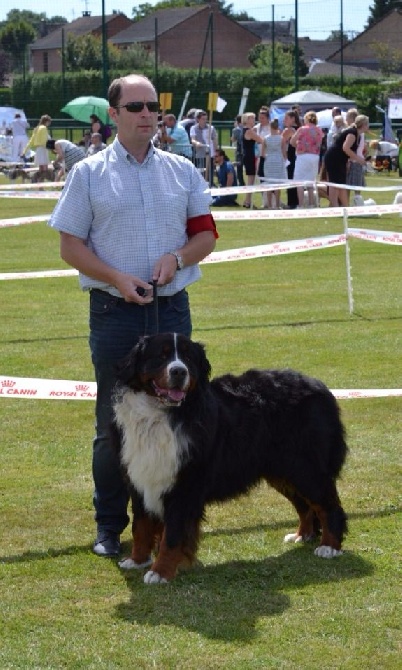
[43,52,48,72]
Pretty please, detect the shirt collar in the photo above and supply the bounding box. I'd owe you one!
[113,136,155,164]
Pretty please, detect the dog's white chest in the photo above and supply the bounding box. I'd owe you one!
[115,391,187,518]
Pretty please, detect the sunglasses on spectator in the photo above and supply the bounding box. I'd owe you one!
[114,101,159,113]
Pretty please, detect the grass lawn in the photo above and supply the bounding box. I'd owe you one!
[0,173,401,669]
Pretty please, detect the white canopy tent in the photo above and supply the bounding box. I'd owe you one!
[271,90,355,115]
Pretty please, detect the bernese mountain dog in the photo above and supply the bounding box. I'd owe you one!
[112,333,348,584]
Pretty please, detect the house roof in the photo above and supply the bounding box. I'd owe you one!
[328,7,402,63]
[238,23,340,64]
[307,61,382,79]
[30,13,131,50]
[239,20,294,40]
[111,6,206,44]
[297,38,341,64]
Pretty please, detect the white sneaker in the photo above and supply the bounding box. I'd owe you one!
[353,195,364,206]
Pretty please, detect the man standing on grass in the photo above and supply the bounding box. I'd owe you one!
[49,73,218,558]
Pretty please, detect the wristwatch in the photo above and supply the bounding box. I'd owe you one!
[169,251,184,271]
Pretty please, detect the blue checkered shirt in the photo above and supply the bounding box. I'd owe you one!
[49,138,212,296]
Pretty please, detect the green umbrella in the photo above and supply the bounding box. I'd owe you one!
[61,96,112,125]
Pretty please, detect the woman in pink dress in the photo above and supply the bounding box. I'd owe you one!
[290,111,323,208]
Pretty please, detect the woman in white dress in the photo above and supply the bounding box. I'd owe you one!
[11,113,29,162]
[263,119,287,208]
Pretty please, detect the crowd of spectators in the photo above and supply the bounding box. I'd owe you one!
[5,100,398,203]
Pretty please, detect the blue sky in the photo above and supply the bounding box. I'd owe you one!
[1,1,372,40]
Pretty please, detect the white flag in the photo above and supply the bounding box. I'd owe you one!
[216,97,227,113]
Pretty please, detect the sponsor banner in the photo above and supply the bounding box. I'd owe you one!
[0,376,97,400]
[0,376,400,401]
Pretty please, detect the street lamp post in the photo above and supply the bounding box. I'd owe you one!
[340,0,344,95]
[101,0,109,98]
[294,0,299,91]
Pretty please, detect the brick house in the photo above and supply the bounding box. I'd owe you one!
[110,5,260,69]
[327,8,402,73]
[30,12,133,73]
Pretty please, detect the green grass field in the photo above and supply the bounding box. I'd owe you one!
[0,173,401,669]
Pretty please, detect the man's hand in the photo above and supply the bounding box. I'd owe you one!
[152,253,178,286]
[114,274,153,304]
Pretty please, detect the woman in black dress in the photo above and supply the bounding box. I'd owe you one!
[324,114,369,207]
[241,112,263,208]
[282,109,301,209]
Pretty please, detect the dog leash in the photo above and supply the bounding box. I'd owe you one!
[152,279,159,334]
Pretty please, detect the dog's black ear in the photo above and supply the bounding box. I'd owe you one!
[115,336,149,388]
[192,340,211,385]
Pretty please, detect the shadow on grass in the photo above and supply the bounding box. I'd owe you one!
[195,314,402,333]
[2,314,402,346]
[114,547,373,642]
[1,505,399,566]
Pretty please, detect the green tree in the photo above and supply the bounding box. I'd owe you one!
[366,0,402,27]
[132,0,255,22]
[326,30,349,42]
[0,49,10,85]
[0,9,67,33]
[65,33,152,72]
[0,20,36,73]
[248,42,308,78]
[65,33,103,71]
[370,40,402,76]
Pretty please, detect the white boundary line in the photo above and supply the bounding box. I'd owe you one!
[0,376,401,401]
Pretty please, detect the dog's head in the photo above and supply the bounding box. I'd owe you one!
[116,333,211,407]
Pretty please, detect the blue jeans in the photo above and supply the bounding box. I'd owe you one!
[89,288,192,535]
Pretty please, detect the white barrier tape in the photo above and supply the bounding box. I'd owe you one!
[0,190,60,199]
[331,389,402,399]
[0,235,345,280]
[0,214,51,228]
[1,203,401,230]
[210,180,402,197]
[1,227,401,281]
[212,203,402,221]
[0,182,63,191]
[0,376,400,400]
[348,228,402,245]
[0,376,96,399]
[202,234,346,264]
[0,269,78,280]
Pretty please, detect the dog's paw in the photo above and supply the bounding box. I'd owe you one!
[143,570,168,584]
[284,532,303,543]
[314,545,343,558]
[118,556,153,570]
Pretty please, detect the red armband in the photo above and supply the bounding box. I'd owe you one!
[187,214,219,239]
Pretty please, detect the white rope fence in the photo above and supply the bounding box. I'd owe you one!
[1,179,401,401]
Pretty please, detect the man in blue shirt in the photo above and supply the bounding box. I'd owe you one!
[212,148,238,206]
[160,113,193,158]
[49,74,218,558]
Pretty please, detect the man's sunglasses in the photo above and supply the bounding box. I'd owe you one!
[114,101,159,113]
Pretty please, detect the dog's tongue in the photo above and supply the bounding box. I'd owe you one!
[168,389,186,402]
